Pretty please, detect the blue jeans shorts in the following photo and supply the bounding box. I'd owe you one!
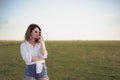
[24,63,49,80]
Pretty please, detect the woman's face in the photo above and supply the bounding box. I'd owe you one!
[31,27,40,39]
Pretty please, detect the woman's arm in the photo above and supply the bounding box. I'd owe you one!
[31,56,40,62]
[39,36,46,56]
[31,56,45,62]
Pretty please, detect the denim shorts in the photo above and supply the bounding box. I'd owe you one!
[24,63,49,80]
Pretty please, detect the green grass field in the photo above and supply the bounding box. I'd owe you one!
[0,40,120,80]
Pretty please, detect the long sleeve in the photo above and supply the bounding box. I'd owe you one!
[20,43,32,64]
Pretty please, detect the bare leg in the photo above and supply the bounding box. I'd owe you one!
[24,77,36,80]
[38,78,49,80]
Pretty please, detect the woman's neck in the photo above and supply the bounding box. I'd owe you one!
[28,39,36,46]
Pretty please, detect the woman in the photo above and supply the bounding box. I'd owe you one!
[20,24,49,80]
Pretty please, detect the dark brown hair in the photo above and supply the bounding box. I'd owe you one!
[25,24,41,42]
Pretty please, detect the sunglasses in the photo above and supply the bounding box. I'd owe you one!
[35,31,41,34]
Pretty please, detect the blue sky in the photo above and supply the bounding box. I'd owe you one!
[0,0,120,40]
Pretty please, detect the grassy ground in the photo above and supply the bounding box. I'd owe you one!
[0,40,120,80]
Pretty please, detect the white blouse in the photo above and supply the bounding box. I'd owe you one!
[20,41,48,65]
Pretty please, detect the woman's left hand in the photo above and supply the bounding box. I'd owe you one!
[38,35,44,43]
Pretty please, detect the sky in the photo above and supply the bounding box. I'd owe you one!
[0,0,120,40]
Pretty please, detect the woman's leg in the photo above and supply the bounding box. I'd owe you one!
[38,78,49,80]
[24,77,36,80]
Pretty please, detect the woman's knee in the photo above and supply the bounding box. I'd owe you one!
[24,77,36,80]
[38,78,49,80]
